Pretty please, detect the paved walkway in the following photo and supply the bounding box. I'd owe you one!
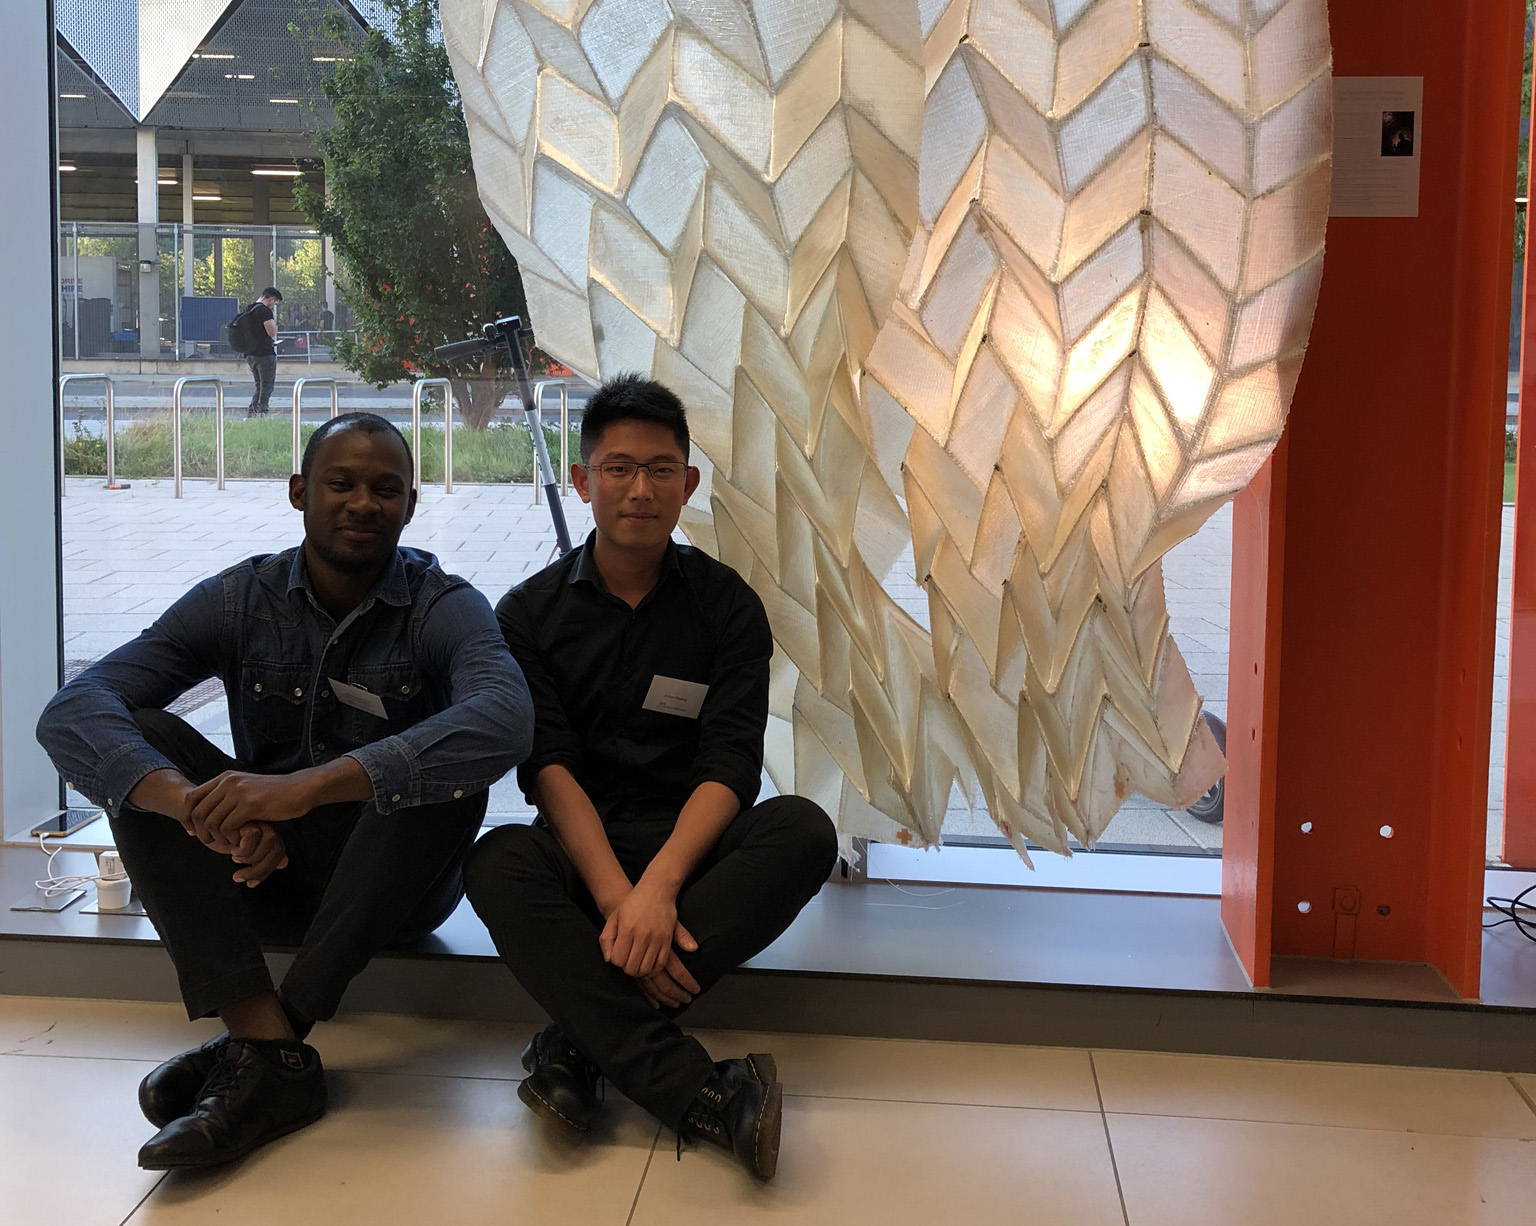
[57,476,1516,859]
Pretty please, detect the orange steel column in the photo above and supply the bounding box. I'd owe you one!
[1502,111,1536,868]
[1221,447,1287,987]
[1222,1,1525,997]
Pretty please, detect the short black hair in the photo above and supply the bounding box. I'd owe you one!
[261,287,283,301]
[580,373,689,463]
[300,412,412,481]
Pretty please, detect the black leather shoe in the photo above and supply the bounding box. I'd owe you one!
[517,1024,602,1140]
[680,1058,783,1180]
[137,1038,326,1170]
[139,1032,229,1128]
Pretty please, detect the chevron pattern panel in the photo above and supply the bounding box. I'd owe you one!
[444,0,1332,858]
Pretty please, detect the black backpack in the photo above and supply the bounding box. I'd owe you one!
[226,303,262,355]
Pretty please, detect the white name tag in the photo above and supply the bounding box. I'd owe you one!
[330,678,388,719]
[642,675,709,719]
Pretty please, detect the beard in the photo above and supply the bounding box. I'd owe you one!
[309,532,392,575]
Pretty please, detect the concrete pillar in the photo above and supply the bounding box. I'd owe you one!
[0,0,65,832]
[181,150,194,296]
[251,178,272,297]
[135,125,160,359]
[180,150,193,356]
[322,174,337,321]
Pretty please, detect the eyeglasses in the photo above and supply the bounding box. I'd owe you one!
[585,461,687,485]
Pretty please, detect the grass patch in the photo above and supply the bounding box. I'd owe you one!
[1508,460,1518,504]
[64,412,578,485]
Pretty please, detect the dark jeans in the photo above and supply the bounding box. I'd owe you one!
[109,709,486,1024]
[465,796,837,1129]
[246,353,277,413]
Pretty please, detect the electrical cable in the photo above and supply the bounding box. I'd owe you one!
[1483,881,1536,943]
[32,833,95,897]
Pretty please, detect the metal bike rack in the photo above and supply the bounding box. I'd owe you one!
[411,377,454,493]
[290,377,340,475]
[530,379,572,504]
[58,374,125,495]
[172,376,226,499]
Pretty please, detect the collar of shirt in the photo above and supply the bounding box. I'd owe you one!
[568,530,683,597]
[283,545,414,617]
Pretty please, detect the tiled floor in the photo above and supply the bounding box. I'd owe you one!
[3,994,1534,1226]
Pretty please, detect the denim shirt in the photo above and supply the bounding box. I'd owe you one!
[37,546,533,817]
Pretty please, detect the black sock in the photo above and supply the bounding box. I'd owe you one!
[277,997,315,1042]
[241,1036,314,1072]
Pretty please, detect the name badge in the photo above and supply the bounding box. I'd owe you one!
[642,675,709,719]
[330,678,388,719]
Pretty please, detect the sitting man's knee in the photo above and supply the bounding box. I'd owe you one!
[465,823,547,898]
[768,795,839,872]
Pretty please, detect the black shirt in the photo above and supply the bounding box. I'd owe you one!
[248,302,276,356]
[496,532,772,824]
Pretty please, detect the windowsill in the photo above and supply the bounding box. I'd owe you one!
[4,839,1533,1012]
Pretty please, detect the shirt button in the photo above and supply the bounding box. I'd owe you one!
[453,789,464,798]
[293,687,303,697]
[321,689,330,699]
[316,743,327,751]
[253,683,263,693]
[400,685,410,695]
[391,794,401,803]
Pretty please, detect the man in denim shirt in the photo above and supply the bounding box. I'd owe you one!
[36,413,532,1171]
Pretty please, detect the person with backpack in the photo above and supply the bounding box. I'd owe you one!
[239,288,281,416]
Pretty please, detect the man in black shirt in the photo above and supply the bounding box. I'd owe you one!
[245,287,281,416]
[467,375,837,1180]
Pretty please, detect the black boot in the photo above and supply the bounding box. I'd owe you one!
[680,1058,783,1180]
[137,1038,326,1170]
[517,1024,603,1140]
[138,1032,229,1128]
[137,1006,313,1128]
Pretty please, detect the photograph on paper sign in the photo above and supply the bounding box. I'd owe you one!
[1381,111,1415,157]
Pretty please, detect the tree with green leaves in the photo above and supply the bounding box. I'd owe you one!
[295,0,529,428]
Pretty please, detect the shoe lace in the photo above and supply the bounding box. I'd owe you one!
[677,1082,728,1160]
[198,1054,243,1103]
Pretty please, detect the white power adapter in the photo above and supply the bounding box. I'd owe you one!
[95,850,132,910]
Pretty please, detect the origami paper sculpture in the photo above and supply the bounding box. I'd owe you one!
[443,0,1332,858]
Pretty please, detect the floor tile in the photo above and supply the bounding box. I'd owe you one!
[1109,1113,1536,1226]
[693,1029,1100,1112]
[126,1068,657,1225]
[1094,1049,1536,1138]
[630,1097,1123,1226]
[0,994,221,1062]
[0,995,531,1084]
[304,1012,528,1082]
[0,1053,163,1226]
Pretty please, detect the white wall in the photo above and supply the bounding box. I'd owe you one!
[0,1,64,836]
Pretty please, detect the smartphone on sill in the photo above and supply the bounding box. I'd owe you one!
[29,807,104,838]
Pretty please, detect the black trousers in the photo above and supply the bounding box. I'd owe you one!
[245,353,277,412]
[465,795,838,1130]
[109,709,486,1024]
